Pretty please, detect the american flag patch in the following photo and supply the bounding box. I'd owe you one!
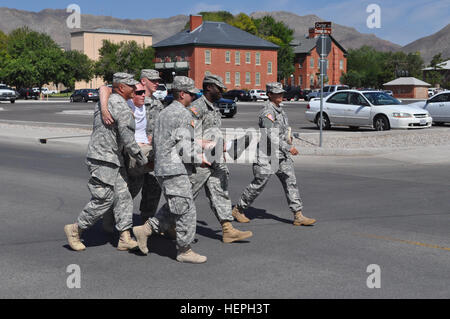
[266,113,275,122]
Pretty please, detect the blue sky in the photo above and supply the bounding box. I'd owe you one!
[1,0,449,45]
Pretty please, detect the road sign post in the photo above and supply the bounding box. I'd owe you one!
[315,22,332,147]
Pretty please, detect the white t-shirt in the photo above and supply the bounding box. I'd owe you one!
[127,100,149,144]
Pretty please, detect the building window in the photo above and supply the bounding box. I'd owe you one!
[255,72,261,86]
[256,52,261,65]
[225,72,231,84]
[310,57,314,68]
[235,72,240,86]
[225,51,230,63]
[340,60,344,70]
[245,72,251,84]
[205,71,211,76]
[310,75,314,87]
[235,51,240,65]
[267,61,273,74]
[205,50,211,64]
[246,52,251,64]
[298,76,302,87]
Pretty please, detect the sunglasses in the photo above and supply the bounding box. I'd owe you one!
[135,90,146,96]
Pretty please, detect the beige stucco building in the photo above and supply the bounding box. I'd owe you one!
[70,29,153,89]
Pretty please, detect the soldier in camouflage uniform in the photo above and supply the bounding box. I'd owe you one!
[64,73,149,252]
[188,75,253,243]
[133,76,209,264]
[232,82,316,226]
[99,69,163,231]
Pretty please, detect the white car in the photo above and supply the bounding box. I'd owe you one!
[248,89,268,101]
[408,91,450,125]
[305,90,432,131]
[153,84,167,100]
[0,85,17,103]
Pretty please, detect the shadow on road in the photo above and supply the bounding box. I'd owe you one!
[244,207,292,225]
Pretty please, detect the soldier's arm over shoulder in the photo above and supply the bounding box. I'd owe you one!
[110,100,148,166]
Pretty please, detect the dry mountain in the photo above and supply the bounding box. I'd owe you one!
[0,8,447,63]
[402,24,450,64]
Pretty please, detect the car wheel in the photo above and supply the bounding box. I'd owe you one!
[294,95,299,101]
[433,122,444,126]
[315,113,331,130]
[70,97,74,103]
[373,115,390,131]
[83,97,88,103]
[253,97,257,102]
[10,100,15,104]
[234,97,239,102]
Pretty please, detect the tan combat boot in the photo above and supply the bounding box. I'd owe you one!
[232,205,250,223]
[132,221,153,254]
[221,221,253,243]
[117,230,139,251]
[293,211,316,226]
[176,246,207,264]
[64,223,86,251]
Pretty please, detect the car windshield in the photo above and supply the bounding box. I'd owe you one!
[363,92,401,105]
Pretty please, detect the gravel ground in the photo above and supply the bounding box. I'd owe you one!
[293,127,450,150]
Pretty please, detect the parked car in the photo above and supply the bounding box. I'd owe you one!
[153,84,168,100]
[222,89,252,102]
[60,88,73,94]
[428,88,439,97]
[0,85,17,103]
[383,90,393,96]
[408,91,450,125]
[17,88,39,100]
[70,89,99,102]
[283,86,305,101]
[248,89,268,101]
[305,90,432,131]
[215,98,237,118]
[305,85,349,101]
[41,88,58,95]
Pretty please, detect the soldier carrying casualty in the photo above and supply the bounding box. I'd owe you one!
[64,73,150,252]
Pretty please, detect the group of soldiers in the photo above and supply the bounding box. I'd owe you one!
[64,69,316,264]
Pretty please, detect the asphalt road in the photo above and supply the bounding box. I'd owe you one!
[0,138,449,298]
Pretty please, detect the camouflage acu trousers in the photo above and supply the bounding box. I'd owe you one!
[189,163,233,223]
[148,175,196,249]
[128,172,162,219]
[238,158,303,214]
[77,159,133,232]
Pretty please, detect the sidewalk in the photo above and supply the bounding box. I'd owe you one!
[1,122,450,164]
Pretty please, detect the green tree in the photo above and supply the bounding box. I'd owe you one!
[231,13,257,35]
[57,50,94,89]
[429,53,444,69]
[95,40,155,83]
[1,27,66,89]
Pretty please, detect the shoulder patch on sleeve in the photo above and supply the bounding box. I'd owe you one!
[190,120,195,128]
[266,113,275,122]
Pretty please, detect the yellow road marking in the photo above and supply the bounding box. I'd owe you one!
[353,233,450,252]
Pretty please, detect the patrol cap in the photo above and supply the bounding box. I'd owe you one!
[113,72,139,86]
[266,82,286,94]
[140,69,162,81]
[172,76,200,94]
[203,74,227,90]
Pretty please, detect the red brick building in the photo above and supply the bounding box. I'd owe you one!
[291,26,347,89]
[153,16,279,90]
